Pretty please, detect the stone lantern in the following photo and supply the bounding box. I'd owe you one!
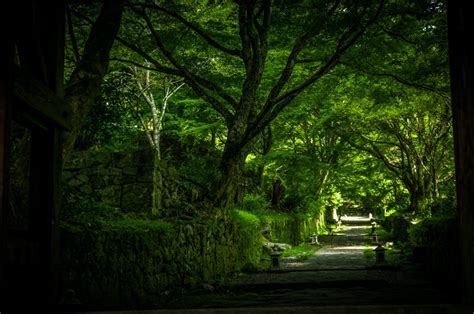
[374,244,386,265]
[270,245,281,269]
[372,231,378,243]
[371,221,376,235]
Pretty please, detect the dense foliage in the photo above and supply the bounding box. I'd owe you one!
[64,0,453,240]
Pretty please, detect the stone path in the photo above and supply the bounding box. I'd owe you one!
[283,216,374,270]
[161,216,457,310]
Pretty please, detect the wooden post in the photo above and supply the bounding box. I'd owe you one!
[448,0,474,303]
[0,1,66,309]
[0,15,14,301]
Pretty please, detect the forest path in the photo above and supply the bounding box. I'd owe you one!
[162,216,455,311]
[283,216,374,271]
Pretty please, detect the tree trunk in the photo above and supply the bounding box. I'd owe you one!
[63,0,124,159]
[315,169,330,197]
[409,190,427,215]
[408,183,431,217]
[151,151,162,216]
[271,179,285,209]
[213,112,251,207]
[214,146,247,207]
[254,165,265,190]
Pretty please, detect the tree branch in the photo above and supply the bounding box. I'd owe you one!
[115,37,181,75]
[341,61,450,98]
[66,5,81,63]
[134,3,241,57]
[245,1,384,145]
[138,112,156,151]
[118,10,238,119]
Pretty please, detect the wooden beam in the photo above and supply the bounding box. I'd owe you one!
[448,0,474,304]
[13,66,71,130]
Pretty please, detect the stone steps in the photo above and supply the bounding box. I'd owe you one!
[76,304,471,314]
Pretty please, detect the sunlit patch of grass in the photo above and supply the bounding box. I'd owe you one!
[281,243,321,262]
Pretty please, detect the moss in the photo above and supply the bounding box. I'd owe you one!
[260,211,320,245]
[60,208,323,308]
[281,243,321,261]
[61,212,266,308]
[106,218,174,233]
[258,210,290,224]
[231,209,261,227]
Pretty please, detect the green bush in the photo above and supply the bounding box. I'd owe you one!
[242,194,271,212]
[408,214,456,249]
[406,213,458,281]
[379,214,410,243]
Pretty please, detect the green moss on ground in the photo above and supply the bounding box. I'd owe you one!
[281,243,321,262]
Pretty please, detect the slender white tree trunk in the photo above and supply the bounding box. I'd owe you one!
[134,68,184,216]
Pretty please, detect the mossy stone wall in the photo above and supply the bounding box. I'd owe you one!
[63,150,177,213]
[59,214,264,308]
[261,211,326,245]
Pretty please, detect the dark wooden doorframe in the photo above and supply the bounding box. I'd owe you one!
[0,1,69,309]
[448,0,474,304]
[0,0,472,307]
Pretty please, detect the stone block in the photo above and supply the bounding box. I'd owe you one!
[77,174,89,183]
[82,184,93,194]
[97,167,121,176]
[122,167,138,175]
[136,167,153,183]
[121,183,152,213]
[100,185,121,207]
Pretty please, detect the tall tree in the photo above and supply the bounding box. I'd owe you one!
[330,0,452,216]
[339,106,452,216]
[119,0,384,206]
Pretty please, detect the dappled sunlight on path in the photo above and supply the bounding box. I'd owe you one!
[341,216,371,223]
[283,216,376,270]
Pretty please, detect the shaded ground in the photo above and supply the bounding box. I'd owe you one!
[156,216,460,312]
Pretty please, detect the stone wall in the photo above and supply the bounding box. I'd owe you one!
[59,215,264,308]
[58,209,323,309]
[60,151,324,309]
[63,150,159,213]
[263,211,327,245]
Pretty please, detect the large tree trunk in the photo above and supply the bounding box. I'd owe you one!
[408,188,430,216]
[63,0,124,159]
[214,149,246,207]
[213,113,251,207]
[407,176,433,217]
